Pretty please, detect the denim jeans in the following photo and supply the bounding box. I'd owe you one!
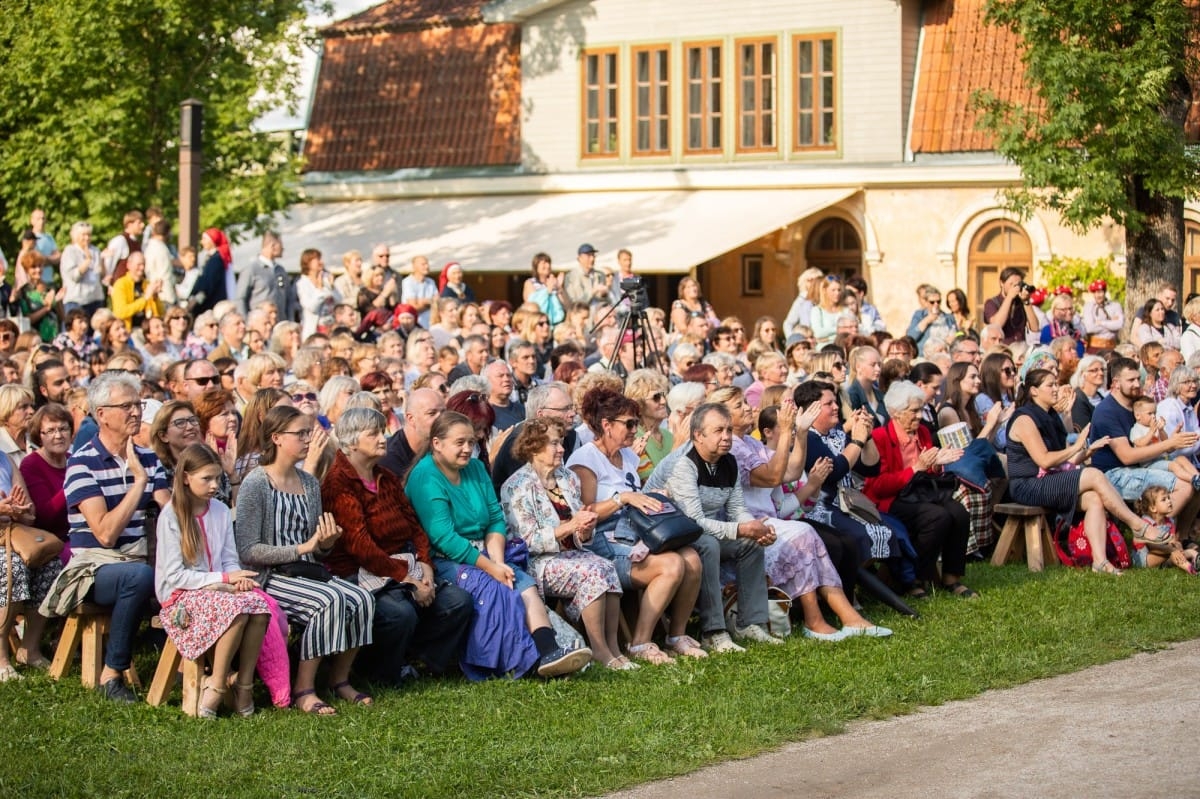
[87,561,154,671]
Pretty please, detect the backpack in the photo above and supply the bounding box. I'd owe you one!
[1052,515,1132,570]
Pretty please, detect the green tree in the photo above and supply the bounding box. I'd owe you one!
[974,1,1199,329]
[0,0,316,249]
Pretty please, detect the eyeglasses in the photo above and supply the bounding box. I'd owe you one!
[102,401,141,415]
[188,374,219,386]
[41,426,71,437]
[278,429,314,441]
[832,362,846,370]
[221,370,235,378]
[291,392,318,402]
[608,418,638,430]
[729,327,744,334]
[541,405,574,414]
[170,416,201,430]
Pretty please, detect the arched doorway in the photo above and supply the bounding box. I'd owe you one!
[968,220,1032,327]
[806,218,862,280]
[1186,221,1200,296]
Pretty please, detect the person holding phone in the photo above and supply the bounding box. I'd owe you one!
[906,286,956,351]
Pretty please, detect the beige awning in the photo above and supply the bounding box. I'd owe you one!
[232,187,859,274]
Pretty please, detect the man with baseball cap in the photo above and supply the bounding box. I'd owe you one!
[564,243,611,309]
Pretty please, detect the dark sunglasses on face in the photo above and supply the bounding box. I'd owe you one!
[609,418,638,431]
[189,374,219,386]
[291,392,318,402]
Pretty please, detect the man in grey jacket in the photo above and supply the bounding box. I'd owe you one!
[236,232,294,320]
[662,403,782,652]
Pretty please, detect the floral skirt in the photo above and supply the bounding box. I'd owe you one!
[0,547,62,607]
[536,550,622,622]
[160,589,271,661]
[763,519,842,598]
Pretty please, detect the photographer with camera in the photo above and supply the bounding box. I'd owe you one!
[983,267,1040,345]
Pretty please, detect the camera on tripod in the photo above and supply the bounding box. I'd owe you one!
[619,276,649,312]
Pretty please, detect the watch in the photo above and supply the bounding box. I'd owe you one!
[611,491,623,507]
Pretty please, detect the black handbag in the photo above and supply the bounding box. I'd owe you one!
[624,493,702,554]
[897,472,959,505]
[275,560,332,582]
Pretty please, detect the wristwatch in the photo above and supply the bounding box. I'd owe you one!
[611,491,623,507]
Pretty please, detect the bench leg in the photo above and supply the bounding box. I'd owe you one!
[147,640,182,707]
[49,615,84,681]
[80,617,106,688]
[180,658,204,717]
[1024,517,1045,572]
[1039,516,1056,569]
[991,517,1022,566]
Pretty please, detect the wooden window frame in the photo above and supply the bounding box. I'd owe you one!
[631,44,671,157]
[741,254,765,296]
[581,48,620,159]
[793,33,838,152]
[684,40,723,155]
[734,37,777,154]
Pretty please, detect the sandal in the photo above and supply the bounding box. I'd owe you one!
[941,582,980,599]
[1134,523,1176,553]
[626,642,674,665]
[226,674,255,718]
[603,656,639,671]
[664,634,709,659]
[198,678,225,719]
[292,688,337,716]
[330,680,373,706]
[1091,560,1123,576]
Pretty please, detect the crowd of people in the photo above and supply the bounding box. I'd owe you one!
[0,207,1193,717]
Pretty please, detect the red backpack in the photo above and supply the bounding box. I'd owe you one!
[1053,516,1132,570]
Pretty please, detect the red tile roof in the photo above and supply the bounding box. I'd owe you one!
[325,0,487,35]
[303,23,521,172]
[910,0,1037,154]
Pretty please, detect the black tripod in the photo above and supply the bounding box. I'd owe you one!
[590,286,666,376]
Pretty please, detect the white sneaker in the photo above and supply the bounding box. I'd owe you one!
[734,623,786,645]
[700,631,746,654]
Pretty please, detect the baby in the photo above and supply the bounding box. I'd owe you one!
[1128,396,1200,491]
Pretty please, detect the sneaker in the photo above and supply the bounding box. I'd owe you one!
[700,631,745,654]
[536,644,592,678]
[733,623,786,645]
[840,624,893,638]
[100,676,137,703]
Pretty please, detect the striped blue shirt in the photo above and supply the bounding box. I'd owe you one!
[65,435,168,549]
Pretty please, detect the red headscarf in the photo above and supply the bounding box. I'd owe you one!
[204,227,233,269]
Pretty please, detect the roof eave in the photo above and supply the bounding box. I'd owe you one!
[482,0,573,23]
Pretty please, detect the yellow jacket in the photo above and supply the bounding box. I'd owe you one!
[111,274,163,329]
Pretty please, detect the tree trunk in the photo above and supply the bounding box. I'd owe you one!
[1124,176,1184,338]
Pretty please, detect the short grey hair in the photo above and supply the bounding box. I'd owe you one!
[1069,355,1106,389]
[1167,365,1198,398]
[70,221,93,240]
[87,371,142,415]
[667,381,706,415]
[292,347,324,381]
[344,391,382,412]
[506,339,535,361]
[883,380,927,415]
[335,407,386,452]
[702,351,736,370]
[319,375,360,415]
[671,342,699,366]
[450,374,489,395]
[526,381,569,419]
[193,311,217,335]
[689,402,731,440]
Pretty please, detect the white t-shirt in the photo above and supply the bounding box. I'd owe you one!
[566,442,641,503]
[400,275,438,328]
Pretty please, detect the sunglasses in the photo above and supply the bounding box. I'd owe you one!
[651,392,665,403]
[188,375,219,386]
[1002,367,1018,376]
[291,392,318,402]
[608,418,638,431]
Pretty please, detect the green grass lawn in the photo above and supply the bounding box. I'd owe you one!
[2,562,1198,798]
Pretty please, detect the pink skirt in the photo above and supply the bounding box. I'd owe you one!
[159,589,271,661]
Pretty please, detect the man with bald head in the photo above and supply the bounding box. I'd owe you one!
[379,387,446,480]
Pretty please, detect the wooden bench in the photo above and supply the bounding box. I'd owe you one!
[49,604,140,689]
[146,617,205,716]
[991,503,1056,572]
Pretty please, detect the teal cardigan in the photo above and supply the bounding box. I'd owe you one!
[404,454,507,565]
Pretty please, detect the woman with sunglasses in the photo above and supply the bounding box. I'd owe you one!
[236,406,374,714]
[976,352,1018,450]
[625,369,672,481]
[567,387,705,663]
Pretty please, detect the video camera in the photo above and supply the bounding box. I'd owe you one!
[619,276,650,313]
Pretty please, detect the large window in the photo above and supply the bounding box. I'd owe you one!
[632,46,670,156]
[794,34,837,151]
[582,49,619,157]
[736,38,776,152]
[968,221,1032,327]
[685,42,723,154]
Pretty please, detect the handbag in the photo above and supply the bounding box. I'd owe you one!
[623,492,702,554]
[5,521,63,569]
[837,485,881,524]
[896,472,959,505]
[274,560,332,582]
[723,584,793,639]
[504,537,530,571]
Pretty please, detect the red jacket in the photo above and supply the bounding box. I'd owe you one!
[321,450,432,580]
[864,422,938,513]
